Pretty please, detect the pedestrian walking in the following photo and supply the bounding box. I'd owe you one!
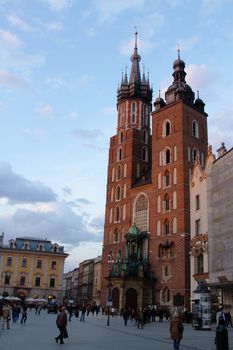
[80,305,86,322]
[2,303,11,330]
[137,308,144,329]
[123,310,129,326]
[215,316,229,350]
[21,305,27,324]
[216,308,226,326]
[170,311,184,350]
[55,306,68,345]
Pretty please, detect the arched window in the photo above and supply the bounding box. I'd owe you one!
[164,148,171,164]
[118,130,123,144]
[134,194,149,232]
[53,245,58,253]
[116,186,121,201]
[192,147,199,163]
[169,242,176,258]
[164,219,169,235]
[164,170,170,187]
[114,206,120,222]
[192,120,199,138]
[142,147,147,161]
[117,147,123,161]
[114,229,119,243]
[142,130,147,143]
[164,194,170,212]
[117,165,121,180]
[172,217,177,234]
[108,251,113,262]
[131,102,136,124]
[163,120,171,137]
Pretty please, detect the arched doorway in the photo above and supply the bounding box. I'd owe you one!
[112,288,120,311]
[125,288,137,311]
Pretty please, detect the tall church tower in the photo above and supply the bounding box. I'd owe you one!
[101,33,153,309]
[150,52,208,307]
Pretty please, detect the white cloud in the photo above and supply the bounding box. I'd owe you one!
[0,28,21,48]
[36,104,54,117]
[186,64,217,92]
[209,108,233,150]
[86,27,96,38]
[174,36,199,53]
[69,111,77,119]
[71,128,103,139]
[44,21,63,31]
[77,74,95,88]
[45,0,73,11]
[7,14,35,32]
[93,0,145,24]
[65,242,102,271]
[0,70,30,90]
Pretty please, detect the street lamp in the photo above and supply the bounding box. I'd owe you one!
[107,281,113,326]
[2,272,11,300]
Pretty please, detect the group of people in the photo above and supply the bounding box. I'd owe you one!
[0,301,28,330]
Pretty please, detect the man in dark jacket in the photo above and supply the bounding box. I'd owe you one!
[55,306,67,344]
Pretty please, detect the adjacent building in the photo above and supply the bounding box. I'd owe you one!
[76,258,94,304]
[0,234,68,302]
[92,256,102,305]
[101,33,208,311]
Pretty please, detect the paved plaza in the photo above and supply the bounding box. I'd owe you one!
[0,310,232,350]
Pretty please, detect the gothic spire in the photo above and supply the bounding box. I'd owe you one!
[129,31,141,85]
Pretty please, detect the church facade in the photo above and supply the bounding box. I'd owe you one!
[101,33,208,311]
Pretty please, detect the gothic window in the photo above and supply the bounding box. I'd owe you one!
[192,147,199,163]
[108,251,113,262]
[164,266,170,277]
[142,147,148,161]
[163,148,171,164]
[164,194,170,212]
[192,120,199,138]
[118,130,124,144]
[163,120,171,137]
[164,219,169,235]
[172,217,177,234]
[169,242,176,258]
[134,194,149,232]
[116,186,121,201]
[114,229,119,243]
[142,129,147,143]
[114,206,120,222]
[117,148,123,161]
[117,165,121,180]
[164,170,170,187]
[131,102,136,124]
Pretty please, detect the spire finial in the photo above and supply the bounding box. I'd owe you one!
[121,68,124,82]
[159,89,161,98]
[197,90,200,98]
[134,26,138,49]
[177,43,180,59]
[125,65,128,75]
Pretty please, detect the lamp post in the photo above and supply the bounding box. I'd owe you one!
[107,281,113,326]
[2,272,11,301]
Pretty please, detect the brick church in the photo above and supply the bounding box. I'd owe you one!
[100,33,208,311]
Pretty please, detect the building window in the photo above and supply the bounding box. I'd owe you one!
[6,256,12,266]
[197,254,204,274]
[19,276,25,286]
[51,261,56,270]
[117,165,121,180]
[195,195,200,210]
[192,120,199,138]
[170,243,176,258]
[114,229,119,243]
[142,130,147,143]
[120,105,124,127]
[192,147,199,163]
[116,186,121,201]
[131,102,136,124]
[164,265,170,277]
[158,244,163,258]
[134,194,149,232]
[35,277,40,287]
[38,244,43,251]
[118,130,123,144]
[114,206,120,222]
[142,147,147,161]
[37,259,42,269]
[50,278,55,288]
[164,220,169,235]
[24,243,29,250]
[53,246,58,253]
[195,219,201,235]
[164,194,170,212]
[108,251,113,262]
[164,148,171,164]
[22,257,27,267]
[111,167,115,181]
[117,148,123,161]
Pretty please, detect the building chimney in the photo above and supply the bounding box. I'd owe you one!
[217,142,227,158]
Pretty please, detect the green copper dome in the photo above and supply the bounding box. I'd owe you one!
[128,223,140,235]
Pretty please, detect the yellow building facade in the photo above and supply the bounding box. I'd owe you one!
[0,234,68,302]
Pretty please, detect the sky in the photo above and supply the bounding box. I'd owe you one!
[0,0,233,271]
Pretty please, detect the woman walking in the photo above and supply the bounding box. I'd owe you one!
[170,311,184,350]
